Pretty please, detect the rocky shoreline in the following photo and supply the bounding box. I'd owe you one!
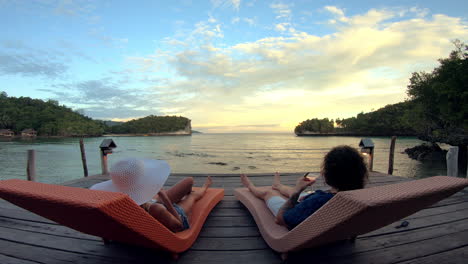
[404,143,447,161]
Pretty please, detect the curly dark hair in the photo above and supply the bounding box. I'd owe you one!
[321,145,368,191]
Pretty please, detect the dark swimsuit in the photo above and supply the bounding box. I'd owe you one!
[146,199,190,230]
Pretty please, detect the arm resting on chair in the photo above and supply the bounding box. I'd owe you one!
[276,190,302,227]
[276,176,315,227]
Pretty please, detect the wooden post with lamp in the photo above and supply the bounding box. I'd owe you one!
[359,138,375,171]
[99,139,117,175]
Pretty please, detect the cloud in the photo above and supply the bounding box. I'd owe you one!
[126,8,467,132]
[56,39,97,62]
[78,107,158,120]
[231,0,241,10]
[275,22,290,32]
[88,27,129,48]
[53,0,95,16]
[39,78,167,119]
[0,52,67,78]
[0,0,96,17]
[26,7,467,132]
[0,40,98,78]
[324,6,345,17]
[192,21,224,40]
[270,3,292,20]
[409,7,429,18]
[231,17,256,26]
[324,6,349,23]
[211,0,241,11]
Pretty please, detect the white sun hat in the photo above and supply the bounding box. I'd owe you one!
[90,158,171,205]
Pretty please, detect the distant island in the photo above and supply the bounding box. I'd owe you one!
[104,115,191,136]
[0,93,191,137]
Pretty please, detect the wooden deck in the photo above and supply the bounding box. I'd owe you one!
[1,172,467,264]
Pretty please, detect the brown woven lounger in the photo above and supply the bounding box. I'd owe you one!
[234,176,468,254]
[0,179,224,255]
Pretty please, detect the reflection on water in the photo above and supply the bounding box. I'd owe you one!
[0,134,451,184]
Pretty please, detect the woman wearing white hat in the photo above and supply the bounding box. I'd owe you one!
[91,158,212,232]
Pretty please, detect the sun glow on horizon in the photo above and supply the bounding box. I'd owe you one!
[1,1,467,133]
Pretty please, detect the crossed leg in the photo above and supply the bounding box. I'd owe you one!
[177,176,212,218]
[271,172,296,198]
[165,177,194,203]
[240,174,285,202]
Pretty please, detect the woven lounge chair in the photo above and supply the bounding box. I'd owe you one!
[0,179,224,255]
[234,176,468,257]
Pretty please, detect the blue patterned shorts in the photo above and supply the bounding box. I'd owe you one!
[173,203,190,230]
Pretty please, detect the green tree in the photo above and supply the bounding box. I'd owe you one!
[332,102,417,136]
[407,40,468,172]
[295,118,335,134]
[0,94,105,136]
[110,115,191,134]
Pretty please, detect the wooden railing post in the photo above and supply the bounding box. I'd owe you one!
[369,148,374,171]
[100,151,109,175]
[99,139,116,175]
[27,149,36,181]
[446,146,458,177]
[79,138,89,177]
[388,136,397,175]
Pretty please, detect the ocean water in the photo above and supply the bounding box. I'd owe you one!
[0,134,448,184]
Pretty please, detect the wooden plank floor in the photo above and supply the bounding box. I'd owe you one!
[1,172,467,264]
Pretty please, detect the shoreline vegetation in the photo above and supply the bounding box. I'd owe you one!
[295,42,467,171]
[294,101,417,137]
[0,93,192,137]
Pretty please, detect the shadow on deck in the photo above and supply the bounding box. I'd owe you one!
[1,172,467,264]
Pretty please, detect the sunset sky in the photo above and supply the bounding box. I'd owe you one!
[1,0,467,133]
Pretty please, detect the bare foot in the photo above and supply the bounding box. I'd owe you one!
[203,176,213,189]
[192,176,212,199]
[272,172,281,190]
[240,174,253,188]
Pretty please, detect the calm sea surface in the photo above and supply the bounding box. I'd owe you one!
[0,134,447,184]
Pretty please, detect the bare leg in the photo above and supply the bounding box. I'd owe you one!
[271,172,296,198]
[240,174,283,202]
[178,176,212,217]
[164,177,194,203]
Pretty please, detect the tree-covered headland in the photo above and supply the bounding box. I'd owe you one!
[406,40,467,147]
[0,93,104,136]
[294,118,335,134]
[109,115,191,134]
[407,40,467,171]
[294,101,418,136]
[295,41,468,171]
[0,93,191,137]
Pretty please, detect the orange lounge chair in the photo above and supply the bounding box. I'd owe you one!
[0,179,224,254]
[234,176,468,255]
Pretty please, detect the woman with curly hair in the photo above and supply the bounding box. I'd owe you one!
[240,145,368,229]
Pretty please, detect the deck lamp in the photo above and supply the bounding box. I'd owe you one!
[359,138,374,171]
[99,139,117,175]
